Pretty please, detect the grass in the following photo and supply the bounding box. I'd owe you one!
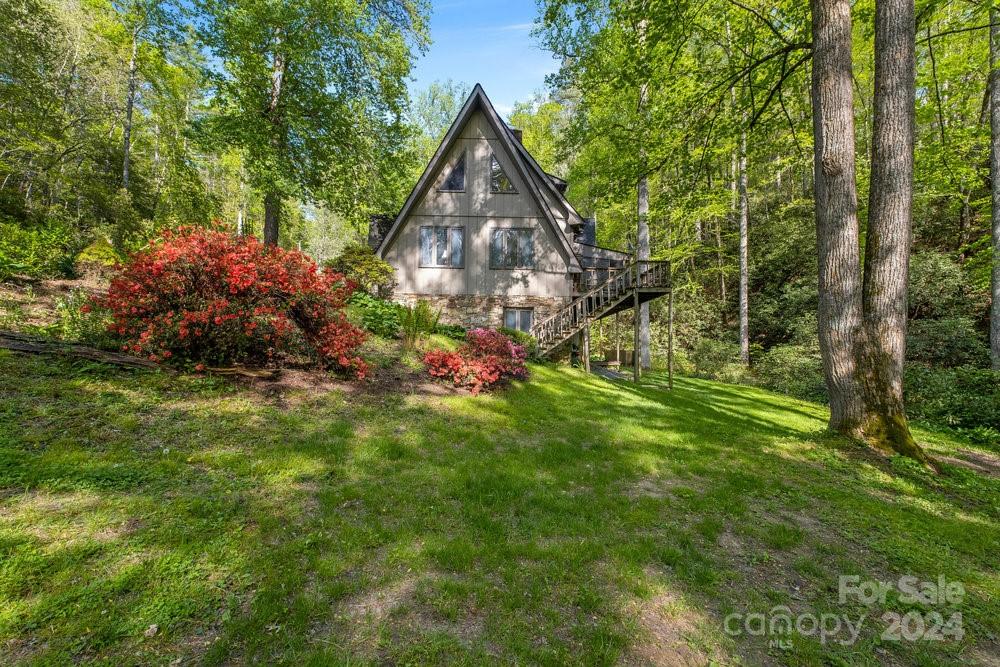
[0,350,998,665]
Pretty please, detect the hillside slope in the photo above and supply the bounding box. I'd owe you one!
[0,352,997,665]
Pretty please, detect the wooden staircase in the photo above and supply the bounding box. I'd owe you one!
[531,260,671,357]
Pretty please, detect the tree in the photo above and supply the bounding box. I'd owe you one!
[738,128,749,367]
[197,0,428,245]
[409,79,470,165]
[858,0,931,462]
[991,6,1000,370]
[810,0,865,435]
[109,0,179,191]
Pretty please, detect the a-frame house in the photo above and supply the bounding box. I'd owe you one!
[373,84,670,359]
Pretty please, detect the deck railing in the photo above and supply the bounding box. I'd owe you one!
[531,259,670,355]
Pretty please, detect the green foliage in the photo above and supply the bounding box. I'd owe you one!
[907,317,989,368]
[54,288,118,349]
[348,292,401,338]
[905,365,1000,438]
[0,218,78,280]
[75,237,123,271]
[499,327,539,360]
[435,322,467,340]
[752,343,827,404]
[908,251,976,320]
[325,244,397,298]
[399,300,440,349]
[689,339,748,385]
[197,0,428,237]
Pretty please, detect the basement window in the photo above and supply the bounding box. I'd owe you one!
[439,152,466,192]
[503,308,533,333]
[490,154,517,193]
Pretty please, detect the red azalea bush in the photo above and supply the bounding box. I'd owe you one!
[92,226,368,377]
[424,328,528,394]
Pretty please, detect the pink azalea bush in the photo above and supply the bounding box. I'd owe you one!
[424,328,528,394]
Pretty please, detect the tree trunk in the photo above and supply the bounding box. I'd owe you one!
[715,217,727,302]
[991,8,1000,370]
[738,129,750,366]
[637,173,651,369]
[860,0,931,465]
[263,34,286,246]
[810,0,865,436]
[122,30,139,190]
[263,192,280,245]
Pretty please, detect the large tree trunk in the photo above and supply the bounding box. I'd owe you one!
[810,0,865,435]
[860,0,931,464]
[991,8,1000,370]
[122,30,139,190]
[738,129,750,366]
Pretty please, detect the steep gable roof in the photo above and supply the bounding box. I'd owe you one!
[376,84,582,272]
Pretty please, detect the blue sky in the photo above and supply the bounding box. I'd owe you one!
[408,0,559,118]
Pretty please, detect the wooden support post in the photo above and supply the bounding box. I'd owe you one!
[615,312,620,363]
[582,324,591,372]
[667,288,674,390]
[633,289,640,383]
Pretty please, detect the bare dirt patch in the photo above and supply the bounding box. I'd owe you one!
[626,474,708,500]
[937,449,1000,479]
[234,363,467,407]
[620,577,728,667]
[0,277,104,329]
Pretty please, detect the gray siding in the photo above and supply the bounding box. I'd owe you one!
[385,110,575,298]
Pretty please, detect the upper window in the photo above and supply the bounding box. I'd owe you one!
[439,152,466,191]
[419,226,464,267]
[490,154,516,193]
[490,228,534,269]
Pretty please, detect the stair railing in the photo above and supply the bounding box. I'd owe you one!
[530,260,670,354]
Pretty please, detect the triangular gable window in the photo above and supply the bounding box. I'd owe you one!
[490,154,517,193]
[439,152,466,191]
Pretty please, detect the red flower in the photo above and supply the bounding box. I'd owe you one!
[91,226,366,377]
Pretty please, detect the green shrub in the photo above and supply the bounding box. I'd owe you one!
[54,288,118,349]
[907,317,989,368]
[689,339,748,384]
[499,327,539,359]
[399,300,440,349]
[324,244,396,298]
[436,323,467,340]
[905,365,1000,434]
[0,218,78,280]
[348,292,401,338]
[75,237,122,270]
[752,343,827,403]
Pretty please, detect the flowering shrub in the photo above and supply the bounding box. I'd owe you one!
[423,328,528,394]
[92,226,368,377]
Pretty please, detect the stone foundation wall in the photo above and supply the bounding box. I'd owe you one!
[395,293,572,331]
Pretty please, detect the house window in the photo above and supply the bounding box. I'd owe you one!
[490,228,533,269]
[419,226,464,267]
[439,152,466,191]
[503,307,533,333]
[490,154,516,193]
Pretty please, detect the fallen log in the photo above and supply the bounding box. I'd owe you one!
[0,331,284,379]
[0,330,160,370]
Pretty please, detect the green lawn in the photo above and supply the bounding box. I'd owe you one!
[0,350,997,666]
